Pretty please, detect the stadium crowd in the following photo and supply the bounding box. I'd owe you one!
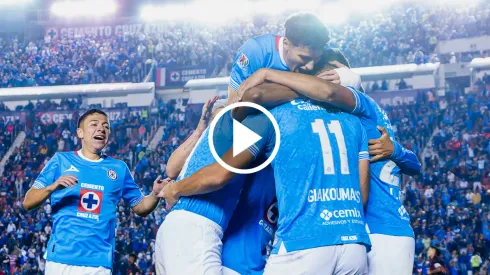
[1,2,490,88]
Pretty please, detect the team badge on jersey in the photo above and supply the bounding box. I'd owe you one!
[78,189,103,214]
[107,169,117,180]
[237,53,249,70]
[264,198,278,225]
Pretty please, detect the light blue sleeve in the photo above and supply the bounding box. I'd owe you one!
[347,86,377,121]
[33,154,60,189]
[122,165,145,208]
[358,121,369,161]
[229,38,264,91]
[241,113,275,159]
[390,141,421,176]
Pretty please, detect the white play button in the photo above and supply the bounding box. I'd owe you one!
[208,102,281,174]
[233,119,262,157]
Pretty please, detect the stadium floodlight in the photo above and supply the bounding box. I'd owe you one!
[51,0,117,18]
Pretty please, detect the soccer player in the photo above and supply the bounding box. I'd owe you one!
[155,97,252,275]
[234,52,421,275]
[227,13,330,104]
[22,109,167,275]
[159,93,371,274]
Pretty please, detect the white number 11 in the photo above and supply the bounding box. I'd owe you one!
[311,119,350,175]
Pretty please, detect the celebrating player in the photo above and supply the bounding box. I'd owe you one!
[159,83,372,274]
[235,51,421,275]
[227,13,330,104]
[22,109,168,275]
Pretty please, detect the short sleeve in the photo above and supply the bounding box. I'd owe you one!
[241,113,275,159]
[358,121,369,161]
[33,154,59,189]
[229,38,264,91]
[122,165,145,208]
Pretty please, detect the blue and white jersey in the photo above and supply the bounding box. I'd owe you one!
[173,112,246,230]
[242,99,370,253]
[222,164,276,275]
[348,87,415,237]
[229,34,289,91]
[33,151,144,269]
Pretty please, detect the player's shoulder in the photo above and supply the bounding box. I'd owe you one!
[102,155,129,169]
[242,34,280,52]
[53,151,73,162]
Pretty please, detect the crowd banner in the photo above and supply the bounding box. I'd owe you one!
[156,66,212,88]
[368,89,426,106]
[36,107,149,125]
[0,112,26,123]
[44,21,172,40]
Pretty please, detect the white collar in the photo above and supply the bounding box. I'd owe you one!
[77,149,103,163]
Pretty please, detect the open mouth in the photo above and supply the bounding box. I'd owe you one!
[94,135,106,141]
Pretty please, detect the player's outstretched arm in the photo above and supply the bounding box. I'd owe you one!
[166,96,218,179]
[131,176,171,217]
[233,83,300,121]
[238,68,356,111]
[158,148,254,208]
[23,175,78,211]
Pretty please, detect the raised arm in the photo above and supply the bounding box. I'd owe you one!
[166,96,218,179]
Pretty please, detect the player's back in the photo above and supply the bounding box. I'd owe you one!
[229,34,289,91]
[222,165,276,275]
[173,112,246,229]
[246,99,370,253]
[349,88,413,237]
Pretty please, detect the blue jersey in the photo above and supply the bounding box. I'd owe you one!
[229,34,289,91]
[222,165,276,275]
[33,151,144,269]
[243,99,370,252]
[173,112,246,229]
[348,87,416,237]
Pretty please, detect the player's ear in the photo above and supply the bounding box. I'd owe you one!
[76,127,84,139]
[283,38,291,51]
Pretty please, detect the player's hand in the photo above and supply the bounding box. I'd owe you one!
[157,181,179,211]
[152,175,172,196]
[368,126,394,163]
[52,176,78,190]
[196,96,219,133]
[237,69,267,101]
[317,69,341,84]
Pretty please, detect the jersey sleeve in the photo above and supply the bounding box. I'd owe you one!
[122,165,145,208]
[390,141,421,176]
[347,87,377,121]
[358,121,369,161]
[33,154,60,189]
[229,38,264,91]
[241,113,276,159]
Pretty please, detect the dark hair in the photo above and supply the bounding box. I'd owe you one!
[77,109,108,128]
[430,246,441,257]
[128,253,137,259]
[311,48,351,76]
[311,48,366,93]
[285,13,330,50]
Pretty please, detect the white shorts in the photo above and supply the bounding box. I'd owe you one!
[264,243,368,275]
[222,267,241,275]
[155,210,223,275]
[45,261,111,275]
[368,234,415,275]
